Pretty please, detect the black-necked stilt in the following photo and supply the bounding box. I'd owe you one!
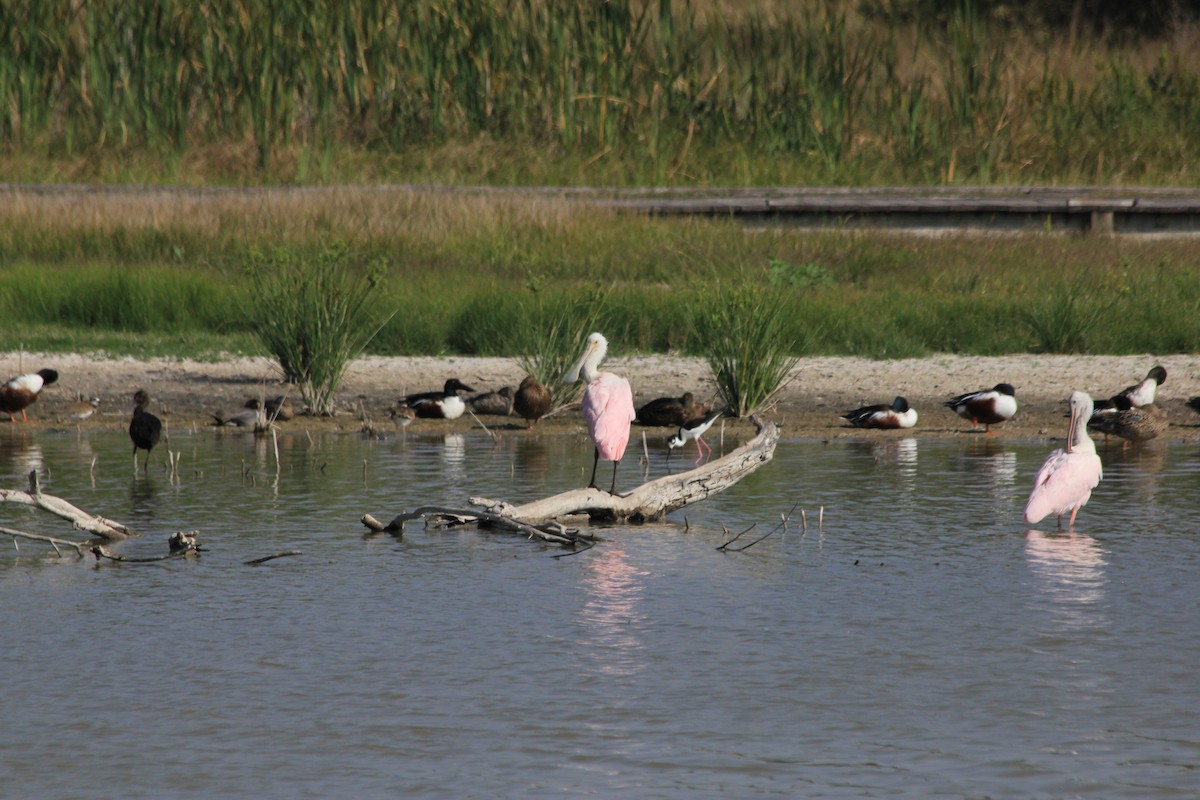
[668,407,725,465]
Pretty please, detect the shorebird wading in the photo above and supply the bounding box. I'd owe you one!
[565,333,636,494]
[1023,391,1103,530]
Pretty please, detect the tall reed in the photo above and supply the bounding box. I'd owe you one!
[2,1,1198,185]
[693,285,800,418]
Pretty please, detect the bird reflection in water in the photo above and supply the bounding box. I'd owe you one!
[578,543,647,678]
[1024,529,1107,631]
[511,436,551,483]
[0,432,44,482]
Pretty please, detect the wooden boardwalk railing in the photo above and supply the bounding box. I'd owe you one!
[5,183,1199,235]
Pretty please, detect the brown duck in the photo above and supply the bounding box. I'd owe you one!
[513,375,552,430]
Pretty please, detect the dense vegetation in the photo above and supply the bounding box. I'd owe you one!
[2,0,1199,186]
[2,188,1198,361]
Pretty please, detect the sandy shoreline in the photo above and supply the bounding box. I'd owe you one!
[3,351,1199,443]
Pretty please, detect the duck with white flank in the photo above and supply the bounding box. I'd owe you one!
[1118,365,1167,407]
[565,333,636,494]
[513,375,553,430]
[399,378,476,420]
[945,383,1017,433]
[1024,391,1102,530]
[841,396,917,429]
[1086,395,1167,443]
[0,368,58,423]
[636,391,707,428]
[668,407,726,465]
[1089,365,1167,434]
[129,389,163,471]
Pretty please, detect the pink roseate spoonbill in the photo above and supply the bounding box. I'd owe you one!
[0,368,58,423]
[1023,391,1103,530]
[945,383,1017,433]
[565,333,636,494]
[513,375,553,430]
[841,396,918,429]
[668,407,726,465]
[129,389,163,472]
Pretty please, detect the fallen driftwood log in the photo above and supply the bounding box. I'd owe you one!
[0,470,136,544]
[361,417,778,542]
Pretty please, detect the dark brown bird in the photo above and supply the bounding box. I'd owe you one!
[0,368,58,422]
[129,389,163,471]
[469,386,514,416]
[249,395,294,422]
[636,391,706,428]
[513,375,552,430]
[1087,395,1167,443]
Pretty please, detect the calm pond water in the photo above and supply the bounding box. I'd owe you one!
[1,425,1198,798]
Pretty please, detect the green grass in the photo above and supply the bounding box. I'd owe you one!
[2,1,1200,187]
[3,188,1200,363]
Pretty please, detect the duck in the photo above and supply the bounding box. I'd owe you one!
[1116,365,1167,407]
[513,375,553,430]
[1086,394,1167,443]
[636,391,707,428]
[252,395,295,422]
[945,383,1017,433]
[0,368,58,422]
[468,386,514,416]
[399,378,475,420]
[841,396,918,429]
[213,399,266,429]
[668,408,726,465]
[64,396,101,421]
[129,389,163,471]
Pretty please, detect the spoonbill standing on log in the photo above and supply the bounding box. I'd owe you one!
[1023,391,1103,530]
[565,332,636,494]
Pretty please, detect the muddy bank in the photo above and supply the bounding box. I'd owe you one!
[3,352,1199,443]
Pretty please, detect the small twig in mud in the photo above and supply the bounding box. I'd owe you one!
[717,503,799,552]
[716,522,757,550]
[245,550,302,565]
[467,409,496,441]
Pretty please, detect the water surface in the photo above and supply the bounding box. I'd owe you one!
[2,428,1198,798]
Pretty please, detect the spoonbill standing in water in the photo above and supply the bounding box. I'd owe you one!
[1023,391,1102,530]
[565,332,636,494]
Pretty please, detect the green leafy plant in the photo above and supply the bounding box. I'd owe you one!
[516,274,613,411]
[768,258,836,290]
[694,284,799,418]
[242,243,394,416]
